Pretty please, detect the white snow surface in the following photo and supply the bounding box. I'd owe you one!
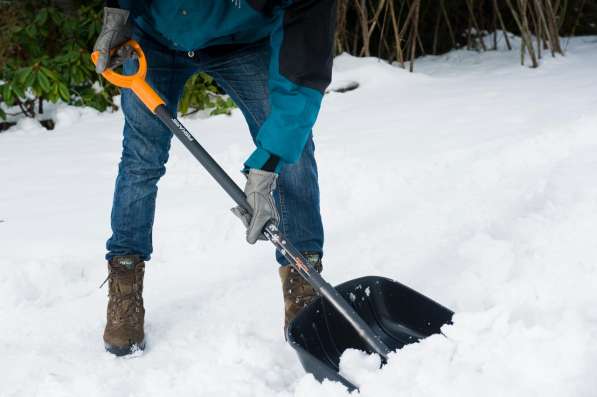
[2,37,597,396]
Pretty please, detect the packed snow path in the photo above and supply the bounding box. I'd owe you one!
[1,37,597,396]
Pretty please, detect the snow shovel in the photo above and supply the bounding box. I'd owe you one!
[92,40,454,391]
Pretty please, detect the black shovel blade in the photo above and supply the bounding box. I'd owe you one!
[287,276,454,391]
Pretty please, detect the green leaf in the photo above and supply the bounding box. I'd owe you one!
[37,72,51,93]
[48,84,59,102]
[32,84,42,97]
[58,84,70,102]
[73,68,84,83]
[24,70,36,88]
[200,73,213,84]
[11,83,26,99]
[25,24,37,38]
[2,84,14,104]
[40,67,60,81]
[17,67,33,84]
[35,9,48,25]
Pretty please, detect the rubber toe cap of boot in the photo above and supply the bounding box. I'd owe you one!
[104,339,146,356]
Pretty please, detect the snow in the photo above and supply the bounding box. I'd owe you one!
[2,36,597,396]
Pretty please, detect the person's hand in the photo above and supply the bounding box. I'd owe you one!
[231,169,280,244]
[93,7,134,74]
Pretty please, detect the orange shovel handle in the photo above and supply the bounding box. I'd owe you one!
[91,40,165,113]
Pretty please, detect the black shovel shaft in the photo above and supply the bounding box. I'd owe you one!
[156,107,251,213]
[155,105,391,360]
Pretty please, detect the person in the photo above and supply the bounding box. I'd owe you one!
[93,0,337,356]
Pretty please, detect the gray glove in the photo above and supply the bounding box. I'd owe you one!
[93,7,134,74]
[231,169,280,244]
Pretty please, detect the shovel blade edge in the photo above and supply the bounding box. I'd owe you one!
[287,276,454,390]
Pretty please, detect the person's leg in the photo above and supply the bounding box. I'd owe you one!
[106,30,197,261]
[273,138,324,264]
[199,41,324,265]
[103,29,200,355]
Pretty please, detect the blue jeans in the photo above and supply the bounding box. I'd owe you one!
[106,28,324,265]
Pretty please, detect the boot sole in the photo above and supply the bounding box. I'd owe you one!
[105,339,146,356]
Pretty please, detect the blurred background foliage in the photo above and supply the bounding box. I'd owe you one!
[0,0,594,130]
[0,0,233,129]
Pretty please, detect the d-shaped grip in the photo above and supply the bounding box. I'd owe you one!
[91,39,165,113]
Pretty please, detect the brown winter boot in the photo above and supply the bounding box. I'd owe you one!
[278,252,323,338]
[102,255,146,356]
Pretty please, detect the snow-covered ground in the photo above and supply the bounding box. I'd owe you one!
[1,36,597,396]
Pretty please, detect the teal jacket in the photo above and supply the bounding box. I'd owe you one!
[116,0,336,172]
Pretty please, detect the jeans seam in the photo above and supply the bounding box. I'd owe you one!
[278,184,290,237]
[211,71,261,129]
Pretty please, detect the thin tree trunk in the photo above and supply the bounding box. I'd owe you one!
[409,0,421,72]
[543,0,564,54]
[433,6,441,54]
[520,0,540,67]
[367,0,387,40]
[388,0,405,67]
[494,0,513,50]
[465,0,487,51]
[506,0,539,67]
[533,0,553,56]
[440,0,457,49]
[377,2,390,58]
[355,0,370,56]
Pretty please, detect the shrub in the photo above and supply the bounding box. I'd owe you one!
[179,72,235,117]
[0,2,115,126]
[0,1,234,129]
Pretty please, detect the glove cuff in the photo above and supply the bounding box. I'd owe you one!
[103,7,130,25]
[247,168,278,192]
